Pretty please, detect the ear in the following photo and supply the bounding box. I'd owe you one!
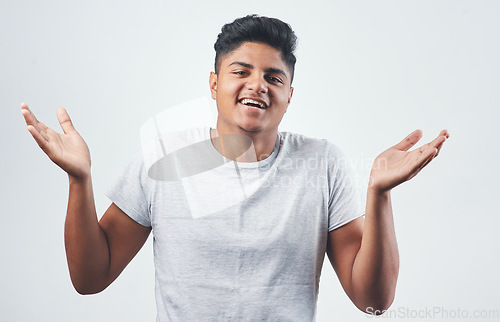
[209,72,218,100]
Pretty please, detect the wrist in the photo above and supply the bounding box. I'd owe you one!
[367,185,391,199]
[68,171,91,185]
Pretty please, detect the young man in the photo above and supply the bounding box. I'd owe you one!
[21,15,449,321]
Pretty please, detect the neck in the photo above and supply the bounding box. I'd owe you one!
[211,124,278,162]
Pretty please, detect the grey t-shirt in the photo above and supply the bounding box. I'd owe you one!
[106,127,364,321]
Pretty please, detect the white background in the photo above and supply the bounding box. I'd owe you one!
[1,1,499,321]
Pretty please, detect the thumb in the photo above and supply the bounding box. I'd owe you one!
[393,129,423,151]
[57,107,77,134]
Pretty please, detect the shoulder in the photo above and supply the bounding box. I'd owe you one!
[141,126,209,155]
[139,126,210,176]
[145,126,208,144]
[278,131,354,180]
[279,131,346,159]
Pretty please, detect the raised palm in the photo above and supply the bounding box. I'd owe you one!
[21,103,91,179]
[370,129,449,192]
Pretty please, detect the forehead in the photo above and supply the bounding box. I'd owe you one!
[221,42,289,72]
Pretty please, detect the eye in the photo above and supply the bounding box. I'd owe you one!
[232,70,248,76]
[266,75,283,84]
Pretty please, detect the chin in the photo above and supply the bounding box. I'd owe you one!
[238,124,263,133]
[233,118,261,133]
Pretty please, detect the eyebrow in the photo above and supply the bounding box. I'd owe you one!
[229,61,288,79]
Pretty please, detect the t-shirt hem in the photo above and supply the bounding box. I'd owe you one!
[328,211,365,232]
[105,191,151,227]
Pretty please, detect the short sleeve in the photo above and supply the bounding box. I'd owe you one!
[327,144,365,231]
[105,151,152,227]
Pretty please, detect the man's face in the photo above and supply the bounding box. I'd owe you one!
[210,42,294,136]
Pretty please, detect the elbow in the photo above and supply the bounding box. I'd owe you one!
[74,286,103,295]
[71,278,108,295]
[363,297,395,316]
[358,289,396,316]
[73,283,106,295]
[356,269,399,315]
[351,283,397,316]
[68,267,112,295]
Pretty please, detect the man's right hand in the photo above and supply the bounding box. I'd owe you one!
[21,102,91,179]
[21,102,151,294]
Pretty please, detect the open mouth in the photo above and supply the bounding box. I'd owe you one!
[239,98,268,110]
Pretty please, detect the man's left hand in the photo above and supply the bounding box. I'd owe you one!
[369,129,450,192]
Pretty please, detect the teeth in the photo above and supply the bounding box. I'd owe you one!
[240,98,266,109]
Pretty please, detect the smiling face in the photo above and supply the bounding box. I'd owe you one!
[210,42,294,137]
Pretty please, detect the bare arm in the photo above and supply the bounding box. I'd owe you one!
[327,129,449,313]
[327,191,398,313]
[66,177,151,294]
[21,103,151,294]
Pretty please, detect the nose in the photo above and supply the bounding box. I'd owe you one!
[246,73,268,94]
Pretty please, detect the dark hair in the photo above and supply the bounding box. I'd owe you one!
[214,14,297,83]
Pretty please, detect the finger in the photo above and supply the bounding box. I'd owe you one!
[21,103,35,125]
[415,130,446,154]
[21,103,50,132]
[36,121,51,141]
[21,106,43,134]
[411,147,438,174]
[394,129,423,151]
[26,124,50,152]
[439,129,450,139]
[21,108,50,142]
[421,148,438,169]
[57,107,77,134]
[407,150,436,181]
[431,130,450,157]
[412,148,438,180]
[20,102,42,124]
[37,120,49,131]
[433,136,446,157]
[421,135,445,152]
